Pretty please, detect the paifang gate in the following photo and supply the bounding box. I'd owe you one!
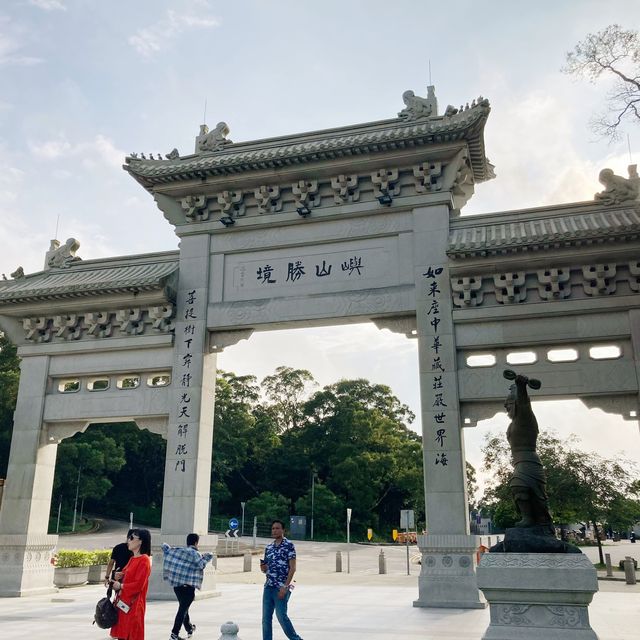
[0,87,638,606]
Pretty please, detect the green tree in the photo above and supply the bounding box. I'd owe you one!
[299,379,423,535]
[563,24,640,140]
[466,462,478,511]
[261,366,317,432]
[295,483,344,538]
[245,491,290,523]
[53,428,127,516]
[0,333,20,476]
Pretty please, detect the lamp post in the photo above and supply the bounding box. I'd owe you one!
[310,472,317,540]
[241,501,246,536]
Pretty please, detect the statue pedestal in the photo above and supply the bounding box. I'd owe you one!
[413,534,486,609]
[477,552,599,639]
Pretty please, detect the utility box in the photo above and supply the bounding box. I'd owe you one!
[289,515,307,540]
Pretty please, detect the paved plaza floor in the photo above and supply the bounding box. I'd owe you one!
[2,533,639,639]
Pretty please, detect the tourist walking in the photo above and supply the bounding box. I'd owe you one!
[162,533,214,640]
[105,529,134,586]
[110,528,152,640]
[260,520,303,640]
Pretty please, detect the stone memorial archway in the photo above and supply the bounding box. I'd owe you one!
[0,88,638,607]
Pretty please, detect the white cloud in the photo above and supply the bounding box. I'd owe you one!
[29,0,67,10]
[0,17,43,66]
[128,9,220,58]
[28,133,126,169]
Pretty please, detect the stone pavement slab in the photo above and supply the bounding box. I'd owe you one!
[1,579,638,640]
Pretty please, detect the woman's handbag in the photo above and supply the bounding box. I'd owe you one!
[93,586,119,629]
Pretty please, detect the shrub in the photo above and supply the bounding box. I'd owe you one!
[91,550,112,565]
[56,550,95,568]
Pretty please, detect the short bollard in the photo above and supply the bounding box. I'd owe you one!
[487,536,492,547]
[243,550,252,572]
[336,551,342,573]
[624,556,637,585]
[219,620,241,640]
[605,553,613,577]
[378,549,387,575]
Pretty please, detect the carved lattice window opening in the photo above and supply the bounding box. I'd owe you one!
[466,354,496,368]
[87,378,110,392]
[547,348,579,363]
[58,379,80,393]
[506,351,537,365]
[117,375,140,390]
[147,374,171,387]
[588,345,622,360]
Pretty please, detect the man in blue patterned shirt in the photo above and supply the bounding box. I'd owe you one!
[260,520,303,640]
[162,533,214,640]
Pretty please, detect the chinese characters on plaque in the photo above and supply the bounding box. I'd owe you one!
[423,266,448,469]
[173,288,200,474]
[256,255,364,285]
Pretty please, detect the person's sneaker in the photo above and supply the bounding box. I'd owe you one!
[170,634,185,640]
[187,625,196,638]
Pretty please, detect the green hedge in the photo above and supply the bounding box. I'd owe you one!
[56,550,95,568]
[56,549,111,567]
[92,549,112,565]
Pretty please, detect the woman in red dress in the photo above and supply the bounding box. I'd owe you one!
[110,528,152,640]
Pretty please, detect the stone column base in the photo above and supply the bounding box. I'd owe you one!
[148,534,219,601]
[413,534,486,609]
[477,552,599,639]
[0,534,58,597]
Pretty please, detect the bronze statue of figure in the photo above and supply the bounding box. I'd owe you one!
[503,370,553,528]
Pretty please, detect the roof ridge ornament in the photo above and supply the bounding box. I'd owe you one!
[196,121,232,154]
[45,238,81,270]
[594,165,640,206]
[398,86,438,120]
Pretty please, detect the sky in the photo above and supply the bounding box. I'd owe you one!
[1,0,639,496]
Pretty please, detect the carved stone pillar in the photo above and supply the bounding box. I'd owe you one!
[411,203,484,609]
[148,234,218,599]
[0,355,58,596]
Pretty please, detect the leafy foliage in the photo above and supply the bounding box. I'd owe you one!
[563,24,640,139]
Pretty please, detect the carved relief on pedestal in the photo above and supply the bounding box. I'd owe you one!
[451,276,483,307]
[536,268,571,300]
[493,272,526,304]
[330,174,359,204]
[254,185,282,214]
[413,162,443,193]
[581,263,616,296]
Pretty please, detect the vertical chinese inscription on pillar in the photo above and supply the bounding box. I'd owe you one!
[174,288,200,474]
[423,266,448,470]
